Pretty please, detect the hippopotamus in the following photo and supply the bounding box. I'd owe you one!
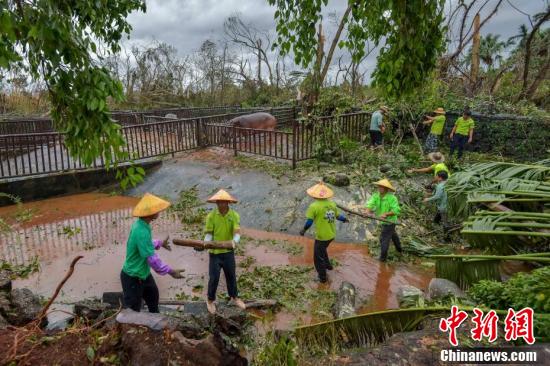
[228,112,277,130]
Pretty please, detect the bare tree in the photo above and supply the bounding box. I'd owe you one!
[224,14,275,85]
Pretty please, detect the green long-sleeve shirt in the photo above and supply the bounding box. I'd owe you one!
[365,192,400,224]
[426,182,448,212]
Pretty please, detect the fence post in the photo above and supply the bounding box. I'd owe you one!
[292,122,297,169]
[196,118,203,147]
[233,126,238,157]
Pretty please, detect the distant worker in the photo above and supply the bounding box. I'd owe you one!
[369,105,390,149]
[363,179,402,262]
[202,189,246,314]
[121,193,185,313]
[449,109,475,159]
[423,107,446,153]
[300,182,348,283]
[407,152,451,184]
[423,171,449,238]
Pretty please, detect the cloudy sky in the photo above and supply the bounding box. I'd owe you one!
[123,0,548,82]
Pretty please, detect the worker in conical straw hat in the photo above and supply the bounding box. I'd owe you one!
[422,107,447,153]
[407,151,451,184]
[200,189,245,314]
[363,179,402,262]
[121,193,185,313]
[300,182,348,283]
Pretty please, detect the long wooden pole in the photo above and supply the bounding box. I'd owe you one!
[172,238,234,250]
[336,203,402,226]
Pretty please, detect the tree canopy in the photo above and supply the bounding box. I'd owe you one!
[268,0,447,99]
[0,0,146,186]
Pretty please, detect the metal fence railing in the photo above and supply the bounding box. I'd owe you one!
[0,110,374,178]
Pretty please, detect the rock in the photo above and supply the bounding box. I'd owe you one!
[0,291,11,315]
[102,291,123,308]
[428,278,466,300]
[7,288,44,326]
[74,300,110,321]
[333,281,356,318]
[334,173,350,187]
[379,164,392,173]
[116,308,176,331]
[164,113,177,119]
[396,285,425,308]
[323,173,350,187]
[0,313,8,329]
[0,270,11,293]
[120,326,247,366]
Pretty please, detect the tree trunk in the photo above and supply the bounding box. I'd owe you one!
[333,281,356,318]
[525,58,550,100]
[470,14,481,92]
[256,39,262,85]
[519,9,550,100]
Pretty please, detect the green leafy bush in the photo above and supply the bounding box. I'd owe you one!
[468,266,550,313]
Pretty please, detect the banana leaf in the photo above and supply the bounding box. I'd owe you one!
[294,307,550,352]
[294,307,446,353]
[431,253,550,290]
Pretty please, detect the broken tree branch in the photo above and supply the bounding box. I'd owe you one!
[37,255,84,321]
[172,238,234,250]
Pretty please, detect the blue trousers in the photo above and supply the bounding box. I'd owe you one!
[208,251,238,301]
[450,134,468,159]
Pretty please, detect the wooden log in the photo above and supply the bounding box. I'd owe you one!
[172,238,234,250]
[336,203,402,226]
[333,281,356,319]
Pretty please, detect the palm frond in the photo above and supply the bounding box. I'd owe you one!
[461,212,550,253]
[294,307,447,353]
[431,253,550,289]
[294,307,550,352]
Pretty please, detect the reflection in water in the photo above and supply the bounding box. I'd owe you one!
[0,193,434,329]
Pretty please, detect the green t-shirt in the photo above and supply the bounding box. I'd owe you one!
[430,115,446,135]
[454,117,475,136]
[370,110,383,131]
[426,182,448,212]
[365,192,400,224]
[204,208,240,255]
[431,163,451,178]
[122,218,155,280]
[306,199,340,241]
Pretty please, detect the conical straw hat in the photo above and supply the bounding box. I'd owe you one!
[434,107,445,114]
[133,193,171,217]
[428,152,445,163]
[207,189,238,203]
[307,182,334,199]
[373,178,396,191]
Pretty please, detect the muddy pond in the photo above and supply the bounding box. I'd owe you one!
[0,192,433,329]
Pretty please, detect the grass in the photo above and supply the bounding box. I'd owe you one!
[1,256,41,279]
[243,236,304,256]
[237,265,335,319]
[168,186,208,225]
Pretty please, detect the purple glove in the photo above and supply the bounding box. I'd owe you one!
[152,239,163,250]
[147,253,172,275]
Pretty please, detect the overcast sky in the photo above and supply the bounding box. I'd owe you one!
[124,0,548,82]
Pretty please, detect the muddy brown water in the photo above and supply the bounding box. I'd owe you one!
[0,193,433,329]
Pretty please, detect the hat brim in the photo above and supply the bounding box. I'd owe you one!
[373,182,396,191]
[428,153,445,163]
[207,198,238,203]
[133,201,171,217]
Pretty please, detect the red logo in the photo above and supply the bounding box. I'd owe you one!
[504,308,535,345]
[439,305,469,346]
[471,308,499,343]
